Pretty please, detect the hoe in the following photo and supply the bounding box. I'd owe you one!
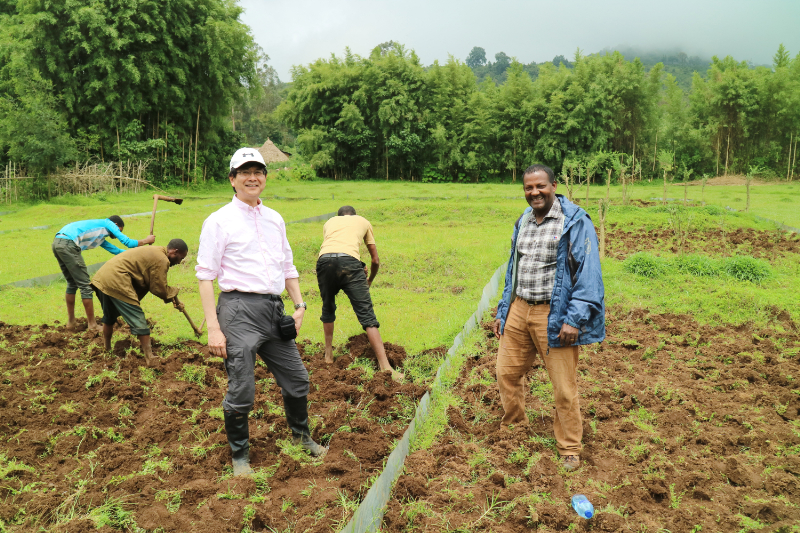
[149,194,184,236]
[173,296,204,338]
[148,194,203,337]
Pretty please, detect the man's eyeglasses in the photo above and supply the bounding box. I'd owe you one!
[238,170,266,178]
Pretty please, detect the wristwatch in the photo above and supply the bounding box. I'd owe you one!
[294,302,307,310]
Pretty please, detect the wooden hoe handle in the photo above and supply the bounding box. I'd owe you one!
[173,296,203,338]
[149,195,158,237]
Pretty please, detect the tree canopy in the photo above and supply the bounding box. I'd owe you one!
[279,43,800,182]
[0,0,259,181]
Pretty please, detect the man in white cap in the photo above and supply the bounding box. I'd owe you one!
[196,148,325,476]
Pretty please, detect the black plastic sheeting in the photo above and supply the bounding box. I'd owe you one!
[0,212,337,290]
[340,262,507,533]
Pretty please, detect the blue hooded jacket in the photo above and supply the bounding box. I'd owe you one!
[496,194,605,347]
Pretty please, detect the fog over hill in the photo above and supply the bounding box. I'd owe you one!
[239,0,799,80]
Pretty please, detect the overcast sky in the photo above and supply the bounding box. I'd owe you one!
[240,0,800,81]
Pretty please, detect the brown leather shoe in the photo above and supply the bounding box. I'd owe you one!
[562,455,580,471]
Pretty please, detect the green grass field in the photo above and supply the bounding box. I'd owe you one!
[0,178,797,356]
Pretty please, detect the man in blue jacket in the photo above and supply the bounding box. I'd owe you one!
[492,164,605,471]
[52,216,155,331]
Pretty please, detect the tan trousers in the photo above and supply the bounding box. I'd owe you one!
[496,297,582,455]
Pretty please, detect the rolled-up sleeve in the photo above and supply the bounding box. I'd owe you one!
[196,219,225,281]
[147,261,179,303]
[280,221,299,280]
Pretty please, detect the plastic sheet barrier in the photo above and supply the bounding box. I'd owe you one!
[1,261,108,290]
[288,212,336,224]
[340,261,507,533]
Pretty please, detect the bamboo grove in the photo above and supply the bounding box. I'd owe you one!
[0,0,259,189]
[280,43,800,183]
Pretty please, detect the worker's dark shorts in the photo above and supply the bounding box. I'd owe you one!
[93,286,150,336]
[52,237,93,299]
[217,291,310,414]
[316,254,379,329]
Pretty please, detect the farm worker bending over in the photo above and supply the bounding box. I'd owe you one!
[196,148,325,477]
[52,216,155,331]
[492,164,605,472]
[91,239,187,366]
[316,205,403,380]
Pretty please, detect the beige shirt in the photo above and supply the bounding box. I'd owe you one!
[318,215,376,260]
[92,246,179,306]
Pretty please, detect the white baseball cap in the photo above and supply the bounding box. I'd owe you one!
[229,148,266,170]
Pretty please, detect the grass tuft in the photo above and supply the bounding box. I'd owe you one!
[87,497,139,530]
[85,369,118,390]
[0,454,35,480]
[724,256,771,283]
[177,364,207,388]
[675,254,721,277]
[623,252,672,278]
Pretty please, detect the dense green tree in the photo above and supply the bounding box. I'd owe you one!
[495,61,534,181]
[465,46,487,69]
[492,52,511,78]
[426,57,476,180]
[552,54,572,68]
[0,0,258,183]
[774,44,791,69]
[0,6,75,175]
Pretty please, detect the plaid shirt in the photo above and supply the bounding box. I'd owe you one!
[515,199,564,301]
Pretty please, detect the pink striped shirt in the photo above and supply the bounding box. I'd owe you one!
[195,195,299,294]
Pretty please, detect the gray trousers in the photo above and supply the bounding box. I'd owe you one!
[52,237,93,299]
[217,291,310,413]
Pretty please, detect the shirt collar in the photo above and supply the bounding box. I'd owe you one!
[529,197,562,224]
[232,194,262,213]
[545,197,563,219]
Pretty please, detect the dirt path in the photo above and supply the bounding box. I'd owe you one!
[382,309,800,532]
[0,323,426,532]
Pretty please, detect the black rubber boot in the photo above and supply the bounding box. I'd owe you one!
[224,409,253,476]
[283,395,327,457]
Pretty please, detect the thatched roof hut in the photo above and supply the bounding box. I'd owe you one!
[255,139,290,163]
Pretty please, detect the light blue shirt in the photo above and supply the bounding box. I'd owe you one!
[55,219,138,255]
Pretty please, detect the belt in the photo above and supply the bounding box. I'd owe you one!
[320,253,352,258]
[525,299,550,306]
[225,291,281,300]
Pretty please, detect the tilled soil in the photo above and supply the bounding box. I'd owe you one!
[606,225,800,260]
[0,322,426,532]
[382,308,800,532]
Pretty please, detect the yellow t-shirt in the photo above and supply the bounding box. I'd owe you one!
[318,215,376,260]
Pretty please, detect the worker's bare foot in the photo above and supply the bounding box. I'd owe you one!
[324,350,334,364]
[383,369,404,382]
[66,320,78,330]
[88,324,102,335]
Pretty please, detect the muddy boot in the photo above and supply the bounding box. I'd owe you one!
[283,395,327,457]
[224,410,253,476]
